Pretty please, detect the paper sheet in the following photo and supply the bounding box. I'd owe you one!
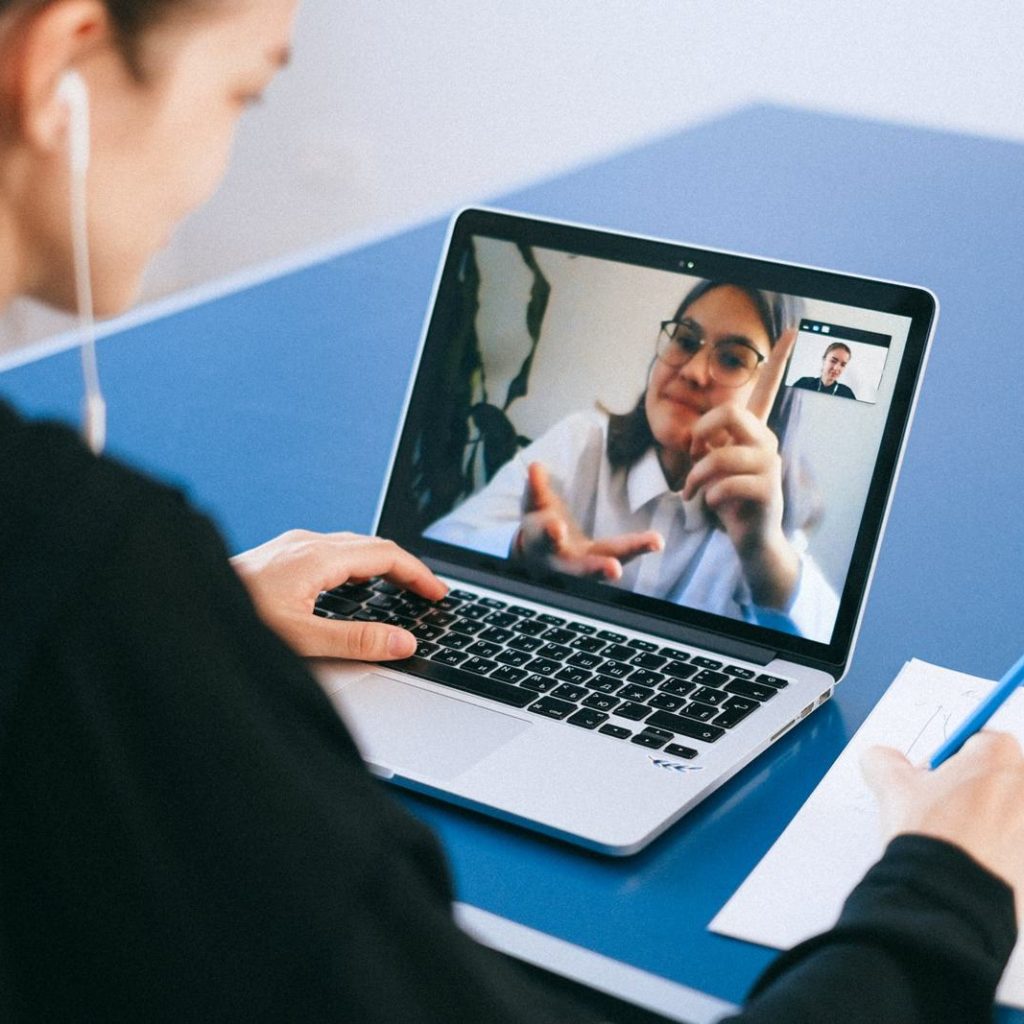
[710,658,1024,1009]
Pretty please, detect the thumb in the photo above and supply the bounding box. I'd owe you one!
[302,618,417,661]
[860,744,916,800]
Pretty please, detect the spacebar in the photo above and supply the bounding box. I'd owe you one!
[395,656,535,708]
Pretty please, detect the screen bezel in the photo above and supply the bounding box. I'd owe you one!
[376,207,936,679]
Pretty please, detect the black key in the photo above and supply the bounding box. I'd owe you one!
[536,613,566,625]
[648,693,686,712]
[508,605,535,617]
[658,678,696,697]
[512,619,548,637]
[692,669,729,687]
[508,634,543,653]
[725,679,778,702]
[529,696,576,720]
[627,638,658,652]
[618,684,654,703]
[415,640,439,658]
[519,675,556,693]
[367,593,401,610]
[692,686,729,707]
[597,630,627,643]
[724,695,759,714]
[450,589,479,601]
[479,626,514,644]
[450,618,486,636]
[613,701,651,722]
[386,614,416,630]
[423,609,457,627]
[396,597,430,618]
[567,708,608,730]
[526,657,560,676]
[631,652,667,670]
[438,632,473,650]
[659,647,689,661]
[663,661,698,680]
[628,668,664,687]
[315,592,360,616]
[485,611,519,629]
[690,656,723,669]
[397,655,534,708]
[433,595,464,612]
[329,582,372,601]
[551,678,589,699]
[431,648,469,667]
[567,652,603,671]
[756,673,790,689]
[583,676,620,695]
[372,580,402,595]
[647,710,725,743]
[466,640,502,659]
[462,655,498,676]
[569,636,606,654]
[411,623,444,641]
[479,597,507,609]
[601,643,635,663]
[680,701,718,722]
[599,724,631,739]
[312,607,337,619]
[537,642,572,661]
[492,664,527,684]
[459,604,490,621]
[725,665,755,680]
[496,649,531,668]
[715,704,757,728]
[595,660,631,681]
[567,621,597,636]
[582,692,619,712]
[541,627,576,645]
[664,743,699,759]
[354,607,390,622]
[631,731,668,749]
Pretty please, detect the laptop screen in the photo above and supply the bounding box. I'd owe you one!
[378,209,935,673]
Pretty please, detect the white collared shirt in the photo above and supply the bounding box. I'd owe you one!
[425,410,838,642]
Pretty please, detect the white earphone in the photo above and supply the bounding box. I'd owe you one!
[58,69,106,455]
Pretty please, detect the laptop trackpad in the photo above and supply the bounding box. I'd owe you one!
[338,673,531,781]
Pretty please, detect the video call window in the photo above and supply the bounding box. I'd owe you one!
[785,319,891,405]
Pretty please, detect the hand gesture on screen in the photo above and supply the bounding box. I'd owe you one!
[231,530,447,660]
[513,462,663,581]
[682,328,799,608]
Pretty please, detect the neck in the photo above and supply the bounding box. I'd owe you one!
[656,447,692,492]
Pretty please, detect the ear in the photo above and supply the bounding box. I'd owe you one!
[1,0,111,156]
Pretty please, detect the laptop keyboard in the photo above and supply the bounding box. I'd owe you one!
[314,579,791,759]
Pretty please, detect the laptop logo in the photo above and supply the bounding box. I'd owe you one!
[648,756,704,774]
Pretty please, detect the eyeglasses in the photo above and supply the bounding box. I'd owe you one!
[655,319,766,388]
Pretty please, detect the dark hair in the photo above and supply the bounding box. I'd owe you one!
[823,341,852,359]
[606,280,821,533]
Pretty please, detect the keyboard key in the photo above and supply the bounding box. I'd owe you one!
[631,652,667,670]
[354,607,391,622]
[663,661,698,680]
[541,627,575,645]
[659,647,689,661]
[371,580,402,594]
[646,710,725,743]
[367,593,402,610]
[690,656,723,670]
[313,607,337,619]
[537,642,572,661]
[569,636,605,653]
[755,673,790,689]
[714,703,757,728]
[512,618,548,637]
[628,669,664,687]
[724,695,759,714]
[508,605,535,617]
[583,676,620,694]
[631,731,669,749]
[496,649,531,668]
[537,613,566,625]
[450,618,486,636]
[386,615,416,629]
[724,679,778,702]
[599,724,631,739]
[618,684,654,703]
[433,595,465,612]
[692,686,729,707]
[438,632,473,650]
[485,611,519,628]
[567,708,608,730]
[601,643,635,663]
[693,669,729,687]
[597,630,627,643]
[551,682,589,702]
[582,692,620,712]
[423,609,457,627]
[492,664,527,684]
[658,678,696,697]
[664,743,699,759]
[567,652,603,671]
[462,655,498,676]
[315,592,360,616]
[459,604,490,621]
[479,597,507,609]
[329,582,372,601]
[526,657,560,676]
[411,623,444,641]
[519,675,556,693]
[528,696,576,720]
[595,660,631,680]
[450,589,480,601]
[397,655,534,708]
[415,640,439,658]
[567,621,597,635]
[648,693,686,712]
[466,641,502,659]
[627,638,658,652]
[680,701,718,722]
[431,648,468,667]
[554,666,590,688]
[613,701,651,722]
[479,626,514,644]
[725,665,755,679]
[508,634,543,652]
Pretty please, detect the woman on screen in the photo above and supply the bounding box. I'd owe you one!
[427,280,839,642]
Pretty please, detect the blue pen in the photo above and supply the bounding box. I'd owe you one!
[929,650,1024,769]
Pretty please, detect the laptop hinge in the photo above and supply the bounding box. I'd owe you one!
[424,558,778,667]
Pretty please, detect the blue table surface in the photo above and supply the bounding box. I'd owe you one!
[4,104,1023,1018]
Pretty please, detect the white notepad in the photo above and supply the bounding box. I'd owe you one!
[710,658,1024,1009]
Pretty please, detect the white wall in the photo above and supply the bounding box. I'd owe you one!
[4,0,1024,352]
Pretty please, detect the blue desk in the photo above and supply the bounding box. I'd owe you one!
[4,105,1023,1021]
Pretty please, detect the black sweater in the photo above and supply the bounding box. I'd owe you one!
[0,400,1015,1022]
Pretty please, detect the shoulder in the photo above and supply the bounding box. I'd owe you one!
[837,383,856,399]
[791,377,817,390]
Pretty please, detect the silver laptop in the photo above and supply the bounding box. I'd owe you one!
[314,207,936,855]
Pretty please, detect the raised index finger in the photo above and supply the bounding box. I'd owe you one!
[746,327,796,422]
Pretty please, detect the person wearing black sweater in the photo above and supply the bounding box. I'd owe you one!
[0,3,1021,1022]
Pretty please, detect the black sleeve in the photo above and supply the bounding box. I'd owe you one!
[0,490,594,1024]
[721,834,1017,1024]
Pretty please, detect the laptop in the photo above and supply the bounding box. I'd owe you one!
[313,207,936,855]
